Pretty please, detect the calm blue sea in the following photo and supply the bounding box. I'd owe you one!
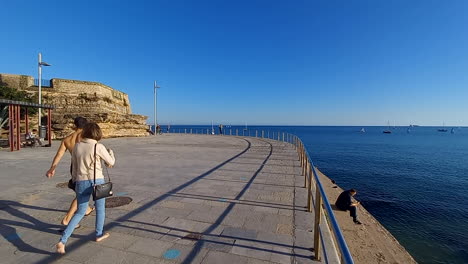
[155,125,468,264]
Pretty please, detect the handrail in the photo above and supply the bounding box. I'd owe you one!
[157,127,354,263]
[307,148,354,264]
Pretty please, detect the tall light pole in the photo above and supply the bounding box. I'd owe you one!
[38,52,51,138]
[154,81,160,135]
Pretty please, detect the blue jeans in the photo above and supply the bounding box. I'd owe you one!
[60,179,106,244]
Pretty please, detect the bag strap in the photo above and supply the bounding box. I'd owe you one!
[93,143,112,184]
[94,143,97,185]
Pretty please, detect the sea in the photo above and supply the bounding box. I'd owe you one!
[152,125,468,264]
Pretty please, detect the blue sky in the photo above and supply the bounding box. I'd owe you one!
[1,0,467,126]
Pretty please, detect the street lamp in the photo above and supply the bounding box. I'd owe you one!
[38,52,51,138]
[153,81,161,135]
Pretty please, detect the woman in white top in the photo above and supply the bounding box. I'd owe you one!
[56,122,115,254]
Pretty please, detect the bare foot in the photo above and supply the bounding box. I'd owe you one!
[56,242,65,254]
[85,207,95,216]
[95,232,110,242]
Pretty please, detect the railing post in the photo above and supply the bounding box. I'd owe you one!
[236,129,238,136]
[16,105,20,150]
[282,132,285,142]
[314,182,322,261]
[9,105,13,151]
[190,128,192,134]
[308,163,313,212]
[262,130,264,138]
[184,128,187,134]
[255,130,258,137]
[230,129,232,136]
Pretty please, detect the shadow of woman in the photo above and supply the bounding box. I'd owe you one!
[0,200,86,256]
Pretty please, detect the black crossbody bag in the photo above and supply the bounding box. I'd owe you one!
[92,144,113,201]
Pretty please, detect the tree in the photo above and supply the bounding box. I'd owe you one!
[0,86,39,134]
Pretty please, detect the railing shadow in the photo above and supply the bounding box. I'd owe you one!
[167,192,301,211]
[180,138,281,263]
[112,221,313,258]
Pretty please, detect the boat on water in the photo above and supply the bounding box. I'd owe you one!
[383,121,392,134]
[451,128,455,134]
[211,121,215,135]
[438,122,448,132]
[360,128,366,133]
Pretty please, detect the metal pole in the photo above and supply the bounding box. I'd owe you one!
[154,81,160,135]
[38,53,42,136]
[314,182,322,261]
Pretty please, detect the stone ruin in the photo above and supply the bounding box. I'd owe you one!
[0,73,149,139]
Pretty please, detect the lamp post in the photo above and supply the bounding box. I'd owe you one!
[38,53,51,138]
[154,81,160,135]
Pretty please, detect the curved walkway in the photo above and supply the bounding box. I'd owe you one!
[0,134,321,264]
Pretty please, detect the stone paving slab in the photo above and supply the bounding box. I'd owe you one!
[0,134,323,264]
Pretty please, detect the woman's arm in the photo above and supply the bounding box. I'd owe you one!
[97,144,115,167]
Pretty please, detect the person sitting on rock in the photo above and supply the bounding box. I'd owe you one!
[335,188,362,225]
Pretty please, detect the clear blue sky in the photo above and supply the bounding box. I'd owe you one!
[1,0,467,126]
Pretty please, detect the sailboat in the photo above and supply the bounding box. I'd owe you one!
[360,128,366,133]
[438,122,448,132]
[243,122,248,131]
[383,121,392,134]
[451,128,455,134]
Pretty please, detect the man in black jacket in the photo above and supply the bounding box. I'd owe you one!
[335,189,362,224]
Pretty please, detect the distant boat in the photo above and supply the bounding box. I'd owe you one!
[211,121,215,135]
[383,121,392,134]
[451,128,455,134]
[438,122,448,132]
[407,127,411,133]
[243,123,248,131]
[360,128,366,133]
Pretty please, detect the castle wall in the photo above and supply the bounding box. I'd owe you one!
[0,73,147,139]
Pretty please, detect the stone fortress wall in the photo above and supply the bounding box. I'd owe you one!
[0,73,149,139]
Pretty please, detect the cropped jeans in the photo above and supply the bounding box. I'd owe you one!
[60,179,106,244]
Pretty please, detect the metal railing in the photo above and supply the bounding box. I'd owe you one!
[33,79,52,87]
[159,127,354,263]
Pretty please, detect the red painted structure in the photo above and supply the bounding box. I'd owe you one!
[1,99,54,152]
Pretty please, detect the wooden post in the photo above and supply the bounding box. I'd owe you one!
[25,108,29,135]
[9,105,13,151]
[48,108,52,145]
[16,105,20,150]
[314,182,322,261]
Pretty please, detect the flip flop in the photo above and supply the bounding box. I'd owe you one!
[85,207,95,216]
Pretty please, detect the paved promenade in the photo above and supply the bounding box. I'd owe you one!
[0,134,320,264]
